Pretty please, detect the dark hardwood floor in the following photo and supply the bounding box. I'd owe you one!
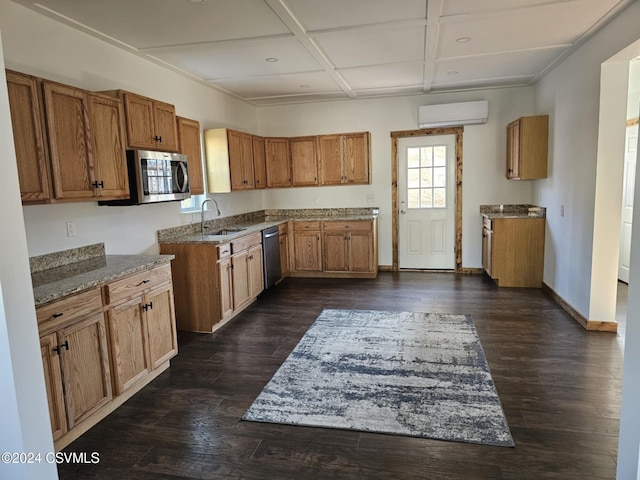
[57,273,624,479]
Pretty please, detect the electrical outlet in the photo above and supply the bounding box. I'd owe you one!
[66,221,76,237]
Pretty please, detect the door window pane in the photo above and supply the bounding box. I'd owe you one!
[406,145,447,209]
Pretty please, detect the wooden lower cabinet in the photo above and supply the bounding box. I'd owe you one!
[279,223,290,279]
[38,294,113,438]
[482,216,545,287]
[37,263,178,450]
[160,232,264,333]
[292,219,377,278]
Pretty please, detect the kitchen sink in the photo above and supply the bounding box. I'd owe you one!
[208,227,246,236]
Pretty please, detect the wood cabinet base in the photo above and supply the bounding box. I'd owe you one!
[53,360,169,451]
[288,271,378,279]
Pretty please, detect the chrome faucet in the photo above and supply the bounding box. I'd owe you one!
[201,198,221,234]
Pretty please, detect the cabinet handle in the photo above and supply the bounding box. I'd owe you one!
[248,255,254,260]
[137,279,151,286]
[92,180,104,188]
[52,312,64,319]
[53,341,69,354]
[143,302,153,311]
[154,135,163,142]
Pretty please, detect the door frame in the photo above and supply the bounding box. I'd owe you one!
[391,127,464,272]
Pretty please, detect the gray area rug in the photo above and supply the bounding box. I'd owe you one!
[242,309,514,447]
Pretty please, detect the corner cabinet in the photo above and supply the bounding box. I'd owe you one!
[506,115,548,180]
[177,116,205,195]
[482,215,545,287]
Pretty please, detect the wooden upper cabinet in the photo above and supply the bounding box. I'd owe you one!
[318,134,343,185]
[265,137,291,188]
[87,93,129,199]
[290,136,318,186]
[102,90,178,152]
[228,129,255,190]
[6,70,51,204]
[344,132,370,184]
[252,135,267,189]
[177,116,204,195]
[42,81,94,200]
[506,115,548,180]
[318,132,370,185]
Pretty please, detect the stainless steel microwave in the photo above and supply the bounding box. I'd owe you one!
[100,150,191,206]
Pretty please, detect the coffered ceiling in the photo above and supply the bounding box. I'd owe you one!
[10,0,634,105]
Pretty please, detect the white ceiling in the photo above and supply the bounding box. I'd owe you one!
[10,0,634,106]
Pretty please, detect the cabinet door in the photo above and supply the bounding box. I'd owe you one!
[324,232,348,271]
[228,130,254,190]
[294,231,322,271]
[506,120,520,179]
[482,227,493,277]
[58,312,112,429]
[177,117,204,195]
[248,244,264,298]
[218,257,234,320]
[106,297,150,395]
[349,232,374,272]
[252,135,267,189]
[231,251,251,309]
[146,285,178,370]
[344,132,370,184]
[265,138,291,187]
[153,100,179,152]
[88,94,129,199]
[6,70,51,203]
[40,333,67,441]
[122,93,156,150]
[42,81,94,200]
[318,134,343,185]
[291,136,318,186]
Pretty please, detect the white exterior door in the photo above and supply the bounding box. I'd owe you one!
[619,124,638,282]
[398,135,456,270]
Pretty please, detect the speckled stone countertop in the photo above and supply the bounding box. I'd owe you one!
[480,204,546,219]
[158,207,379,245]
[31,243,174,306]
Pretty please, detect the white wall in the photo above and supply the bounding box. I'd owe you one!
[258,88,536,267]
[1,1,262,256]
[533,2,640,321]
[0,22,58,479]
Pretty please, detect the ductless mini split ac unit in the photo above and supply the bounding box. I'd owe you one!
[417,100,489,128]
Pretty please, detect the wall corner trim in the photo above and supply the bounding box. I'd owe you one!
[542,282,618,332]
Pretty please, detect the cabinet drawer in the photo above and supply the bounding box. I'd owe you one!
[323,220,372,232]
[217,243,231,259]
[483,216,493,231]
[37,287,103,330]
[231,232,262,254]
[294,221,321,231]
[104,264,172,305]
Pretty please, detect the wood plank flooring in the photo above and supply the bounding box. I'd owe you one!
[57,273,625,479]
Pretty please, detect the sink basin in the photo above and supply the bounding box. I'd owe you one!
[207,227,246,236]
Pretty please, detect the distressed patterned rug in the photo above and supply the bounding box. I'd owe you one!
[242,309,514,447]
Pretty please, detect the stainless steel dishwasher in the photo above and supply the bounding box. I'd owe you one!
[262,226,281,289]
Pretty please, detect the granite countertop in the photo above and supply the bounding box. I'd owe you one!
[480,204,546,219]
[158,207,379,245]
[31,244,174,306]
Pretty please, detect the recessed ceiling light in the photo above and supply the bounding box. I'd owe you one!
[456,37,471,43]
[265,57,279,63]
[447,71,459,76]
